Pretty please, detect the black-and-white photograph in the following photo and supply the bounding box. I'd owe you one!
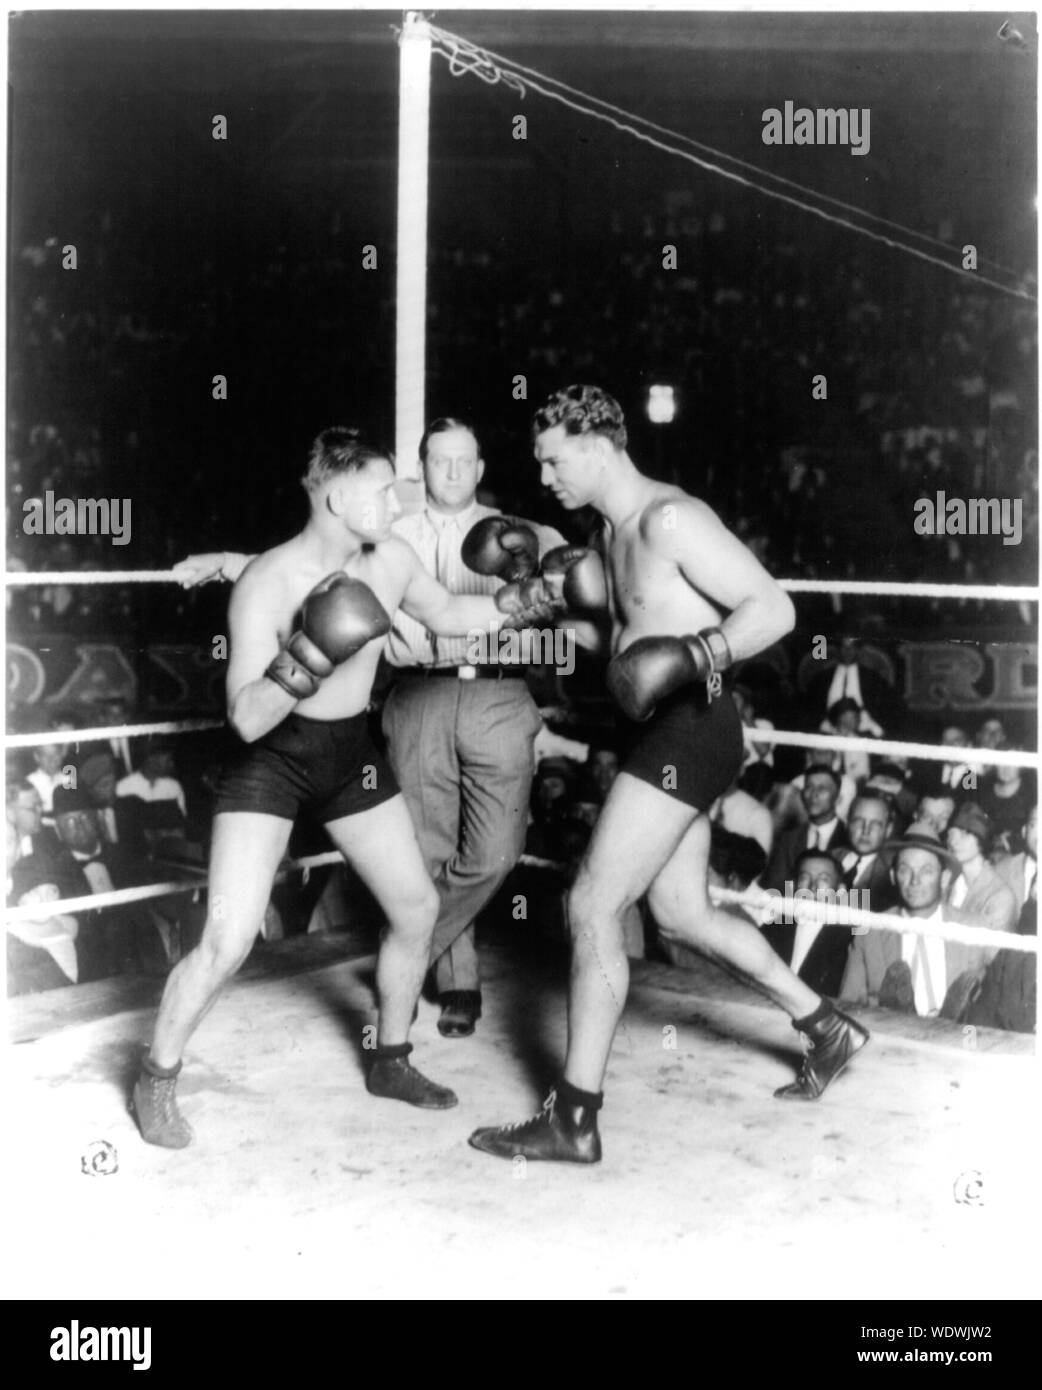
[4,2,1039,1322]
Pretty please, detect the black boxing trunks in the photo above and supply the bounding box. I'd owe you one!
[618,684,744,812]
[214,711,399,822]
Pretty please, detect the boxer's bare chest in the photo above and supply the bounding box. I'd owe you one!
[603,510,722,648]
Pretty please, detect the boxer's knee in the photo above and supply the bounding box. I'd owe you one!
[388,879,439,942]
[196,922,254,984]
[567,872,630,945]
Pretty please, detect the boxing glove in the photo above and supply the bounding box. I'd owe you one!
[494,576,564,630]
[266,574,391,699]
[539,545,609,612]
[462,516,540,583]
[607,629,732,722]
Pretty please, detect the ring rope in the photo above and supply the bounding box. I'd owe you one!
[3,850,344,924]
[4,719,1035,771]
[4,569,1038,603]
[741,727,1040,770]
[425,23,1035,303]
[709,885,1038,954]
[4,719,224,750]
[6,849,1034,956]
[5,570,181,585]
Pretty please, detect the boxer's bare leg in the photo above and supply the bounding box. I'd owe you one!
[646,814,820,1019]
[324,795,437,1045]
[134,812,291,1147]
[646,814,868,1102]
[325,794,456,1109]
[151,812,292,1068]
[562,773,698,1092]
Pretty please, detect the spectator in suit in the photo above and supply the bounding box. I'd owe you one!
[6,781,62,865]
[806,633,901,736]
[927,724,981,798]
[945,803,1017,937]
[5,819,79,994]
[978,757,1036,855]
[966,868,1036,1034]
[823,696,872,784]
[581,743,620,806]
[765,763,846,891]
[840,821,991,1017]
[77,751,148,858]
[993,805,1038,917]
[836,793,900,912]
[50,785,164,980]
[116,737,189,853]
[915,792,957,839]
[26,735,70,822]
[733,682,776,800]
[762,849,853,998]
[863,762,917,828]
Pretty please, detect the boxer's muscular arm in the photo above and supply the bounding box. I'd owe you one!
[395,540,503,636]
[172,551,253,588]
[640,497,795,657]
[224,569,296,744]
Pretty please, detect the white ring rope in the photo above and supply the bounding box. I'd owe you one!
[5,570,179,585]
[742,727,1040,770]
[6,849,1034,956]
[709,885,1037,955]
[4,719,224,749]
[4,719,1035,771]
[4,570,1039,603]
[3,850,343,924]
[779,579,1038,602]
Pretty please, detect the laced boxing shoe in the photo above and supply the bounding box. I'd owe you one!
[365,1043,458,1109]
[131,1060,194,1149]
[469,1088,602,1163]
[774,1004,869,1101]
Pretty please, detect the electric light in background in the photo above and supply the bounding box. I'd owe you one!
[646,384,677,424]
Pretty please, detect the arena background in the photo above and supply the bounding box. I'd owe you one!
[6,8,1038,748]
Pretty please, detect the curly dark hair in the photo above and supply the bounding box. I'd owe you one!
[531,385,627,451]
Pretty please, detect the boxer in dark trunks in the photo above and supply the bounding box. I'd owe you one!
[133,427,553,1148]
[469,387,870,1164]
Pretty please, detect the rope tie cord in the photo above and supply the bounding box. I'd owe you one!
[422,22,1036,304]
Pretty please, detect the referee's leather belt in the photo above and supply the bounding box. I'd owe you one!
[401,664,527,681]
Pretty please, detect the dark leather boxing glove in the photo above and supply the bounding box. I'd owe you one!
[494,576,564,630]
[539,545,609,612]
[462,516,540,583]
[607,629,732,722]
[266,574,391,699]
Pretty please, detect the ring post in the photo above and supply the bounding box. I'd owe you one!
[395,11,432,510]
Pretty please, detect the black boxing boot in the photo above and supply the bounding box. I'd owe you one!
[468,1081,602,1163]
[774,1001,869,1101]
[131,1055,193,1148]
[365,1042,458,1109]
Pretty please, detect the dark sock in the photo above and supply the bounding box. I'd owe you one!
[557,1078,603,1112]
[373,1041,412,1062]
[142,1053,181,1080]
[793,998,832,1033]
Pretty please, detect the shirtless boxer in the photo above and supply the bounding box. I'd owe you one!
[468,386,870,1164]
[133,427,553,1147]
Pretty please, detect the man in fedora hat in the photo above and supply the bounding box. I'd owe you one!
[839,820,1003,1019]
